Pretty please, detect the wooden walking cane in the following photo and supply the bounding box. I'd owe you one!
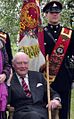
[46,54,51,119]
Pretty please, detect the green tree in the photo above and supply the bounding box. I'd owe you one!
[0,0,73,46]
[0,0,22,43]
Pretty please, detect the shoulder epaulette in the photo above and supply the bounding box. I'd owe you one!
[0,31,7,43]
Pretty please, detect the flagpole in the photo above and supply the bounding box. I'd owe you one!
[46,54,51,119]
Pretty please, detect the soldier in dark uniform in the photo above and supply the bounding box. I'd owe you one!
[39,1,74,119]
[0,30,13,65]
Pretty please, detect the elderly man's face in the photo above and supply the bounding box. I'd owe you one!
[13,54,29,77]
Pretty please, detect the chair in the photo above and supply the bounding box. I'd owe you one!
[6,105,14,119]
[5,104,61,119]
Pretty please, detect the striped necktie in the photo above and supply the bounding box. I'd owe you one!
[22,78,31,97]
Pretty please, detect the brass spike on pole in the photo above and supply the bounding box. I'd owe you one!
[46,54,51,119]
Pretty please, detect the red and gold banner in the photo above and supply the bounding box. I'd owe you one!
[18,0,45,71]
[19,0,40,41]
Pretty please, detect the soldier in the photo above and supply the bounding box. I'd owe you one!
[38,0,74,119]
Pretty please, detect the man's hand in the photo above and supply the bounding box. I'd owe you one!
[46,99,61,110]
[7,68,13,86]
[39,63,46,73]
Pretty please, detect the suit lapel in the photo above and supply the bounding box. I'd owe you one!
[12,73,27,97]
[28,71,38,102]
[28,71,44,103]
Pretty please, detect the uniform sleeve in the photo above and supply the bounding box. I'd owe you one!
[69,30,74,79]
[5,33,13,66]
[2,47,11,80]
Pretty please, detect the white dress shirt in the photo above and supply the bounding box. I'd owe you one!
[16,73,31,90]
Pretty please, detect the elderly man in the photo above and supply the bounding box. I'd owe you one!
[8,52,61,119]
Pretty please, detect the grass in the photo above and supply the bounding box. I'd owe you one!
[70,89,74,119]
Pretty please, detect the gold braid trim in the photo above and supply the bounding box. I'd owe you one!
[19,44,40,58]
[0,32,7,43]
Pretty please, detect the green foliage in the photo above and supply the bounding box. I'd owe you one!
[70,89,74,119]
[11,42,18,55]
[0,0,22,43]
[0,0,73,45]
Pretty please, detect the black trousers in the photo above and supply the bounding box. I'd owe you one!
[13,106,48,119]
[0,111,7,119]
[59,90,71,119]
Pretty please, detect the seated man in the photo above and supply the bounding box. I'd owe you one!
[8,52,61,119]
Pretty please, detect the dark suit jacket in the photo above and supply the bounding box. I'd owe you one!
[8,71,60,119]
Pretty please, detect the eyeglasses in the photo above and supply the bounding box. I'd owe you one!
[16,61,29,65]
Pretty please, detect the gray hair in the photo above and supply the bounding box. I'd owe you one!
[12,52,29,63]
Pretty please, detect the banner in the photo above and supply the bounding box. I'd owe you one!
[18,0,45,71]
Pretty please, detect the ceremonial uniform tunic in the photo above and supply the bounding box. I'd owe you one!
[43,23,74,119]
